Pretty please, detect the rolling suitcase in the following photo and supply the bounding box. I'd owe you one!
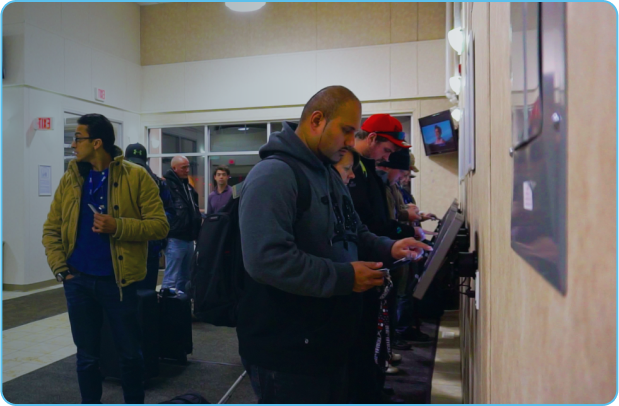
[100,289,160,380]
[159,288,193,363]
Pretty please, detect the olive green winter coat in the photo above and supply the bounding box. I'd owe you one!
[42,149,169,288]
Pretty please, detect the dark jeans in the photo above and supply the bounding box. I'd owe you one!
[64,272,144,404]
[241,358,347,404]
[348,289,385,404]
[396,264,421,333]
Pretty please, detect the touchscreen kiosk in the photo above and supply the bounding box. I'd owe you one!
[430,201,459,246]
[413,212,465,300]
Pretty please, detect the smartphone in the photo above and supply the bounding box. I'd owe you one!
[88,204,100,214]
[378,257,413,274]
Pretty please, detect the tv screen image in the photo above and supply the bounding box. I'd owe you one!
[418,110,458,156]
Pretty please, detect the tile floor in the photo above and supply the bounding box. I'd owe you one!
[2,313,76,383]
[431,310,463,404]
[2,284,64,301]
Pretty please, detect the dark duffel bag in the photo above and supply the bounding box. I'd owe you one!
[160,392,210,404]
[158,288,193,363]
[100,289,160,380]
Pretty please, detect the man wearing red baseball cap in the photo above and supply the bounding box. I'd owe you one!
[348,114,421,403]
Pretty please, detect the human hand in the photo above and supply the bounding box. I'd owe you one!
[420,212,438,221]
[406,205,422,222]
[391,237,432,261]
[93,213,118,234]
[351,262,386,292]
[64,274,75,281]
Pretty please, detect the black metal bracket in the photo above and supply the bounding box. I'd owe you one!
[453,250,478,278]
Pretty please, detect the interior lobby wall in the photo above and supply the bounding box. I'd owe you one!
[461,2,617,403]
[2,2,142,288]
[140,2,446,65]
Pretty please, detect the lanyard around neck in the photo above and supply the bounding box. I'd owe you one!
[89,169,108,202]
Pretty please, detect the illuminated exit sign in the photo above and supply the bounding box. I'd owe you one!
[95,87,106,102]
[35,117,53,130]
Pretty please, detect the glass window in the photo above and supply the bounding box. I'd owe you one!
[270,121,298,134]
[149,126,205,155]
[150,156,206,213]
[207,155,261,193]
[209,124,267,152]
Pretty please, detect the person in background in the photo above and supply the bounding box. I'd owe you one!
[333,146,360,185]
[162,156,201,293]
[125,143,173,290]
[348,114,423,403]
[42,114,169,404]
[207,165,233,214]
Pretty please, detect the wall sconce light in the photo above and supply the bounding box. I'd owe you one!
[450,107,462,122]
[225,2,265,12]
[448,28,464,55]
[449,75,462,95]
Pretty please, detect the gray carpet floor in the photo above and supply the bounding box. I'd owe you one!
[2,322,256,404]
[2,277,441,404]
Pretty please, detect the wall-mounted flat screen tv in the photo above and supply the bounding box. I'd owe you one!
[419,110,458,156]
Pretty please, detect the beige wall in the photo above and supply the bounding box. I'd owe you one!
[461,2,617,403]
[140,2,446,65]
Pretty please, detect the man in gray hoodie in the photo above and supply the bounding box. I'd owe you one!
[237,86,431,403]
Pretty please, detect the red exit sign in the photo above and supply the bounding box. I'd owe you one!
[95,87,106,102]
[36,117,53,130]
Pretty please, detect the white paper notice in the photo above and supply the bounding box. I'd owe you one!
[523,181,534,211]
[39,165,52,196]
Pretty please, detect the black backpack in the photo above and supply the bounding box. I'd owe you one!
[189,154,311,327]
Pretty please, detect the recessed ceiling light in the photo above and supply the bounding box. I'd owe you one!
[239,126,248,131]
[225,2,265,12]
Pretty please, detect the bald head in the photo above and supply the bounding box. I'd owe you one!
[300,86,360,125]
[171,155,190,179]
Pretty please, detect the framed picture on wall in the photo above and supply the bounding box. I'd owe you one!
[466,33,476,173]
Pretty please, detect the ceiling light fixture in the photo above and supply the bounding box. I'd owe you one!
[448,28,464,55]
[238,126,248,131]
[225,2,265,12]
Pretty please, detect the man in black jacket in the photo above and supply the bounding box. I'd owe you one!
[125,143,174,290]
[238,86,431,403]
[348,114,423,403]
[161,156,201,293]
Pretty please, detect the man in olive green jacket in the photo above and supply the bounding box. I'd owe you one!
[42,114,168,404]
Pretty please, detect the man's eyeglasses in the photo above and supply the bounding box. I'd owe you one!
[72,137,96,143]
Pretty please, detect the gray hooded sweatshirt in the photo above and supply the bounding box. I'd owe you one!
[237,121,394,375]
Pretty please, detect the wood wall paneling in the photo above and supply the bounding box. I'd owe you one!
[140,2,447,66]
[461,2,618,403]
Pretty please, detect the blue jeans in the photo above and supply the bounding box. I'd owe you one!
[162,238,194,292]
[241,358,347,404]
[63,272,144,404]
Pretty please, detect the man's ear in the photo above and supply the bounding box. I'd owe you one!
[309,111,326,133]
[92,138,103,151]
[367,132,377,146]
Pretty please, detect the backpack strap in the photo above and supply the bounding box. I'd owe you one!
[265,154,311,220]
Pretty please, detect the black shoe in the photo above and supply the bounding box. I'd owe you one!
[400,328,433,343]
[392,340,412,350]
